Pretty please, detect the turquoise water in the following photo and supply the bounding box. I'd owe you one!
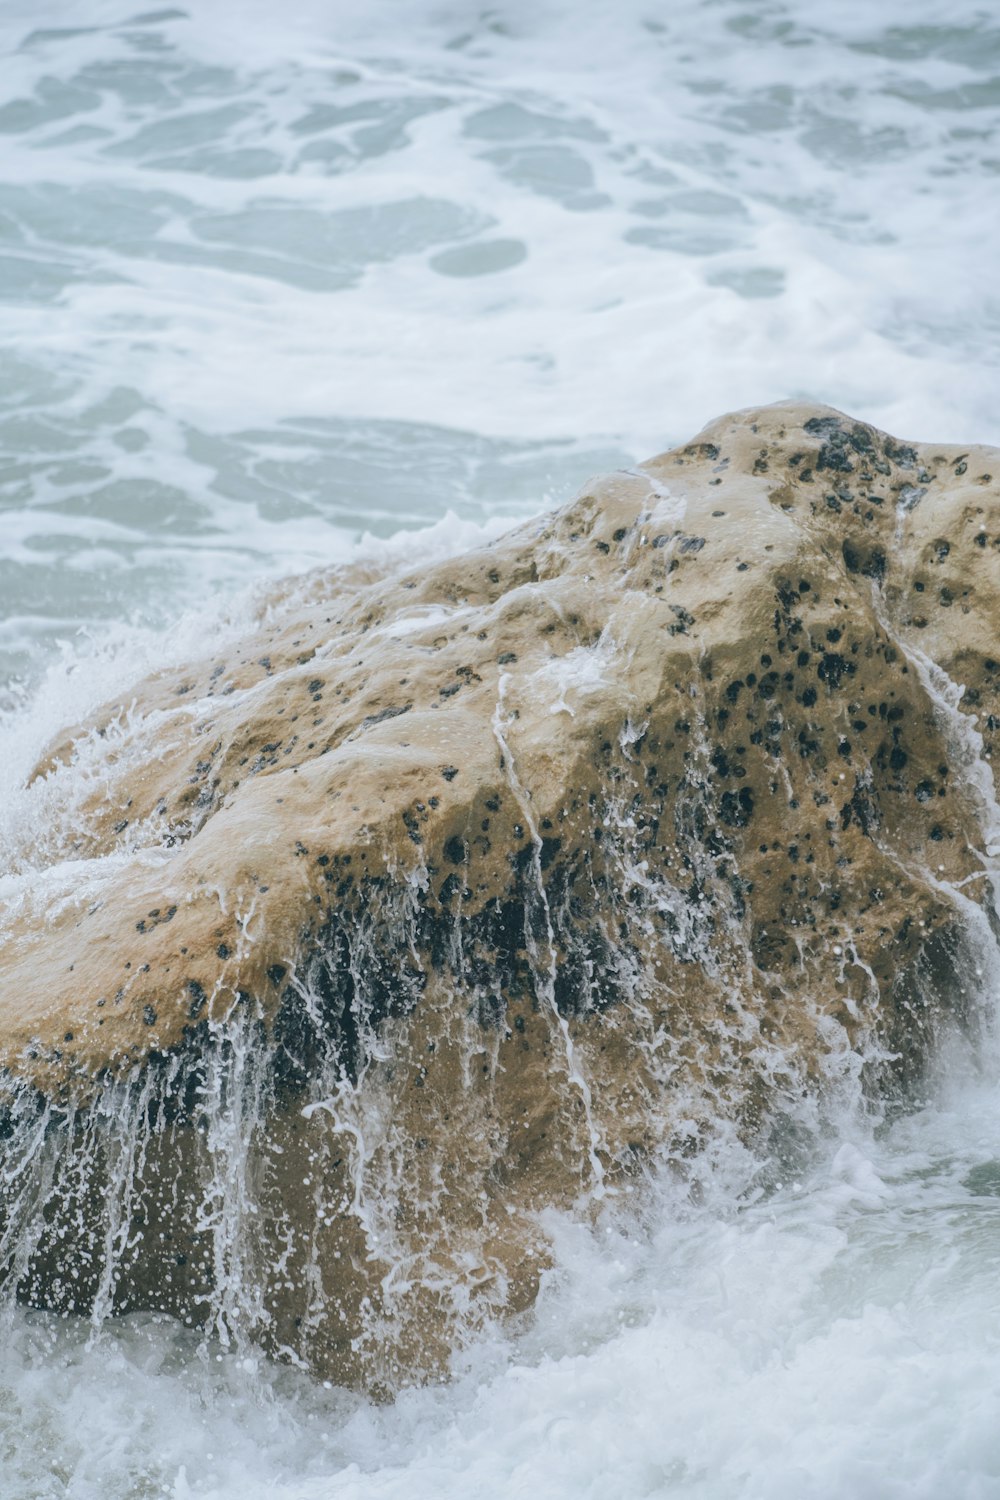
[2,0,999,689]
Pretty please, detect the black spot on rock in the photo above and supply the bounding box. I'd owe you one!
[839,540,887,585]
[884,439,918,468]
[444,836,468,865]
[818,653,852,690]
[362,704,411,730]
[719,787,754,828]
[840,779,879,836]
[539,836,562,870]
[804,416,842,438]
[187,980,207,1020]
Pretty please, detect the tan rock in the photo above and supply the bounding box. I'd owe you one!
[1,401,998,1387]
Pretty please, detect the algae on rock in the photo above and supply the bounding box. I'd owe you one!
[1,401,998,1388]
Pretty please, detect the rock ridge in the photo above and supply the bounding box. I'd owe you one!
[1,399,998,1385]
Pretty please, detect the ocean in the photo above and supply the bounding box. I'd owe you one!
[1,1,1000,1495]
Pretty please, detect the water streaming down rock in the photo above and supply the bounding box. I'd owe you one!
[0,401,998,1390]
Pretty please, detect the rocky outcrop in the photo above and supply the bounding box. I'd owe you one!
[1,402,998,1387]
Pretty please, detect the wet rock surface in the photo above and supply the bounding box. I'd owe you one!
[1,401,998,1387]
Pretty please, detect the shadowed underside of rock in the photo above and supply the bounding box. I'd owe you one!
[1,401,998,1388]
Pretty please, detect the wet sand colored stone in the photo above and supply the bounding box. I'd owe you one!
[1,402,998,1387]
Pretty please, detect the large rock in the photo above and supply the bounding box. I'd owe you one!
[1,402,998,1387]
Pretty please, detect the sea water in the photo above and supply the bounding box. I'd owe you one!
[1,1,1000,1494]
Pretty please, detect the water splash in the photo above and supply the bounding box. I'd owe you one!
[491,670,607,1196]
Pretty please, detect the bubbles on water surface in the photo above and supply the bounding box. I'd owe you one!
[4,1100,1000,1500]
[2,0,1000,688]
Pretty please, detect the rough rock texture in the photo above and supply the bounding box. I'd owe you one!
[1,401,998,1386]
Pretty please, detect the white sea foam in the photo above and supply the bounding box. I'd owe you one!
[2,0,1000,687]
[2,1085,1000,1500]
[531,633,618,717]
